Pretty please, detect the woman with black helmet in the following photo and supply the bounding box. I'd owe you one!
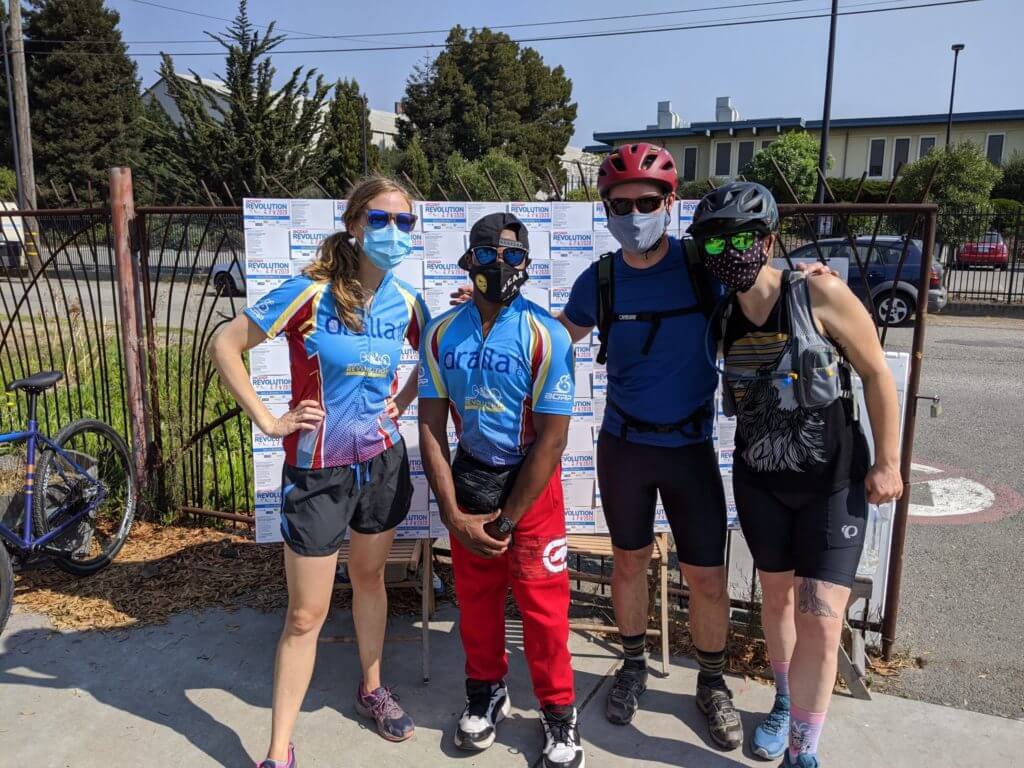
[688,181,903,768]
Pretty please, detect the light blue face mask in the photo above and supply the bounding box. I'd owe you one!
[607,208,671,254]
[362,224,412,270]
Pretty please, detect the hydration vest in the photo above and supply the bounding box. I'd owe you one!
[594,236,717,366]
[719,270,857,419]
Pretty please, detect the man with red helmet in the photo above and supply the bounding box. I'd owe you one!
[558,142,745,749]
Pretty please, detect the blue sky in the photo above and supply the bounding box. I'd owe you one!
[107,0,1019,146]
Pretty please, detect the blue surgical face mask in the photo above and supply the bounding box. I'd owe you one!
[361,224,412,270]
[606,208,671,254]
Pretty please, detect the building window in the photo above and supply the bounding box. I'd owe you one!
[714,142,732,176]
[918,136,936,158]
[761,139,774,150]
[737,141,755,173]
[893,137,910,175]
[682,147,698,182]
[986,134,1005,166]
[868,138,886,177]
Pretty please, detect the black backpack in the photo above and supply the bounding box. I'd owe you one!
[594,237,717,365]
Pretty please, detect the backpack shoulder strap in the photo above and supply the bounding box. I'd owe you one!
[682,237,716,320]
[595,251,615,365]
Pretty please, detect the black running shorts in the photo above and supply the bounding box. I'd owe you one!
[733,479,867,588]
[279,440,413,557]
[596,430,727,567]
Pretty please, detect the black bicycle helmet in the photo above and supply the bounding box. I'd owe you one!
[687,181,779,238]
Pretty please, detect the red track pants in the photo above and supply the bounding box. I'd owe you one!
[449,468,574,707]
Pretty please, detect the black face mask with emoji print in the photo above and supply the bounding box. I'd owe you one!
[469,261,530,305]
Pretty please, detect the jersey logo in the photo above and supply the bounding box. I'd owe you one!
[542,538,568,574]
[249,296,274,320]
[841,524,859,540]
[443,348,516,374]
[345,351,392,378]
[465,384,507,413]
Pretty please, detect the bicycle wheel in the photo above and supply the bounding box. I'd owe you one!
[33,419,136,577]
[0,543,12,635]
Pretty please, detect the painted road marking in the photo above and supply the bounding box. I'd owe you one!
[909,477,996,518]
[908,461,1022,525]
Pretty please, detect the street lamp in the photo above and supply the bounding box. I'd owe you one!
[945,43,965,149]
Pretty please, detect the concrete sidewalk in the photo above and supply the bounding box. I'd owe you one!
[1,604,1020,767]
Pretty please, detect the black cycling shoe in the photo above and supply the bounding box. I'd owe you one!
[605,659,648,725]
[695,683,743,750]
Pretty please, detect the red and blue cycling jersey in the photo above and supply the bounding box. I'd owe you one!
[245,273,428,469]
[418,295,575,467]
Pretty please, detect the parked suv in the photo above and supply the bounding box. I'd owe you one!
[955,231,1009,270]
[785,236,946,326]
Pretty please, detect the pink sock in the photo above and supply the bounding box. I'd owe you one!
[771,660,791,696]
[789,705,827,758]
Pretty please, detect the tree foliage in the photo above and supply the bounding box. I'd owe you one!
[394,133,432,197]
[896,141,1003,244]
[321,78,377,197]
[399,26,576,179]
[991,150,1024,203]
[25,0,144,197]
[437,150,538,201]
[145,1,330,203]
[744,131,827,203]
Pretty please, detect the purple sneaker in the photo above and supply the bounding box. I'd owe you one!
[256,743,295,768]
[356,683,415,742]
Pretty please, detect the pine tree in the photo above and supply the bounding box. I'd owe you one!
[399,26,576,179]
[321,78,374,196]
[148,0,329,203]
[25,0,144,197]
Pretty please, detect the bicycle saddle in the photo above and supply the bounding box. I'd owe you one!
[6,371,63,393]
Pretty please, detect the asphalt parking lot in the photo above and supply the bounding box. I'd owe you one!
[879,312,1024,719]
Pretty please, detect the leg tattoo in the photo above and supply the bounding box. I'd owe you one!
[797,579,839,618]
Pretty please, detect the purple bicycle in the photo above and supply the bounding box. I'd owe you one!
[0,371,136,633]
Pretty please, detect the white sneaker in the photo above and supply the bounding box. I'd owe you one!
[541,706,585,768]
[454,679,511,751]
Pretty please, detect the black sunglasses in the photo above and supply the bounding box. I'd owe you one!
[365,209,418,233]
[471,245,529,267]
[606,195,667,217]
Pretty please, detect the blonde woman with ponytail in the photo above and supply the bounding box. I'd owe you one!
[211,177,429,767]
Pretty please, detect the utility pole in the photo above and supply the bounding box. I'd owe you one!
[8,1,40,272]
[8,1,35,210]
[361,93,369,176]
[815,0,839,204]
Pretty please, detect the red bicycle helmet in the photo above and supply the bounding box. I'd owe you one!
[597,143,678,197]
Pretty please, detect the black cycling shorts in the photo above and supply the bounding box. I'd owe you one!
[596,430,727,567]
[279,440,413,557]
[733,479,867,588]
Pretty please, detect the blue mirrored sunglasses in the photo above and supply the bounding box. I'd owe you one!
[365,209,418,233]
[472,246,529,267]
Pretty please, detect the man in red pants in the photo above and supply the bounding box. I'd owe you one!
[418,213,583,768]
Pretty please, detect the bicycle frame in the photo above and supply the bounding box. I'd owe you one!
[0,418,107,554]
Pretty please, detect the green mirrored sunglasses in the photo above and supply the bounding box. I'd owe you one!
[702,231,758,256]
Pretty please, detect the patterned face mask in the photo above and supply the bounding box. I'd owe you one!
[702,235,770,292]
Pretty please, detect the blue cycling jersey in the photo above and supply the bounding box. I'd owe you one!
[245,272,428,468]
[563,236,725,447]
[418,295,575,467]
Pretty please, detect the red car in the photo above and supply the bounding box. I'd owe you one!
[956,232,1009,269]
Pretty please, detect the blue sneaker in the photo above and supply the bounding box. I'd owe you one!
[781,750,819,768]
[751,693,790,760]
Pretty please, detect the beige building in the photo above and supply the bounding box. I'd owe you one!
[589,97,1024,183]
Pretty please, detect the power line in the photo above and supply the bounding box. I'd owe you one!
[23,0,983,58]
[27,0,822,46]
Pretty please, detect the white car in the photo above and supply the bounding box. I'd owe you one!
[211,260,246,296]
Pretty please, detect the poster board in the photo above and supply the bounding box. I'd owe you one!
[243,197,900,617]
